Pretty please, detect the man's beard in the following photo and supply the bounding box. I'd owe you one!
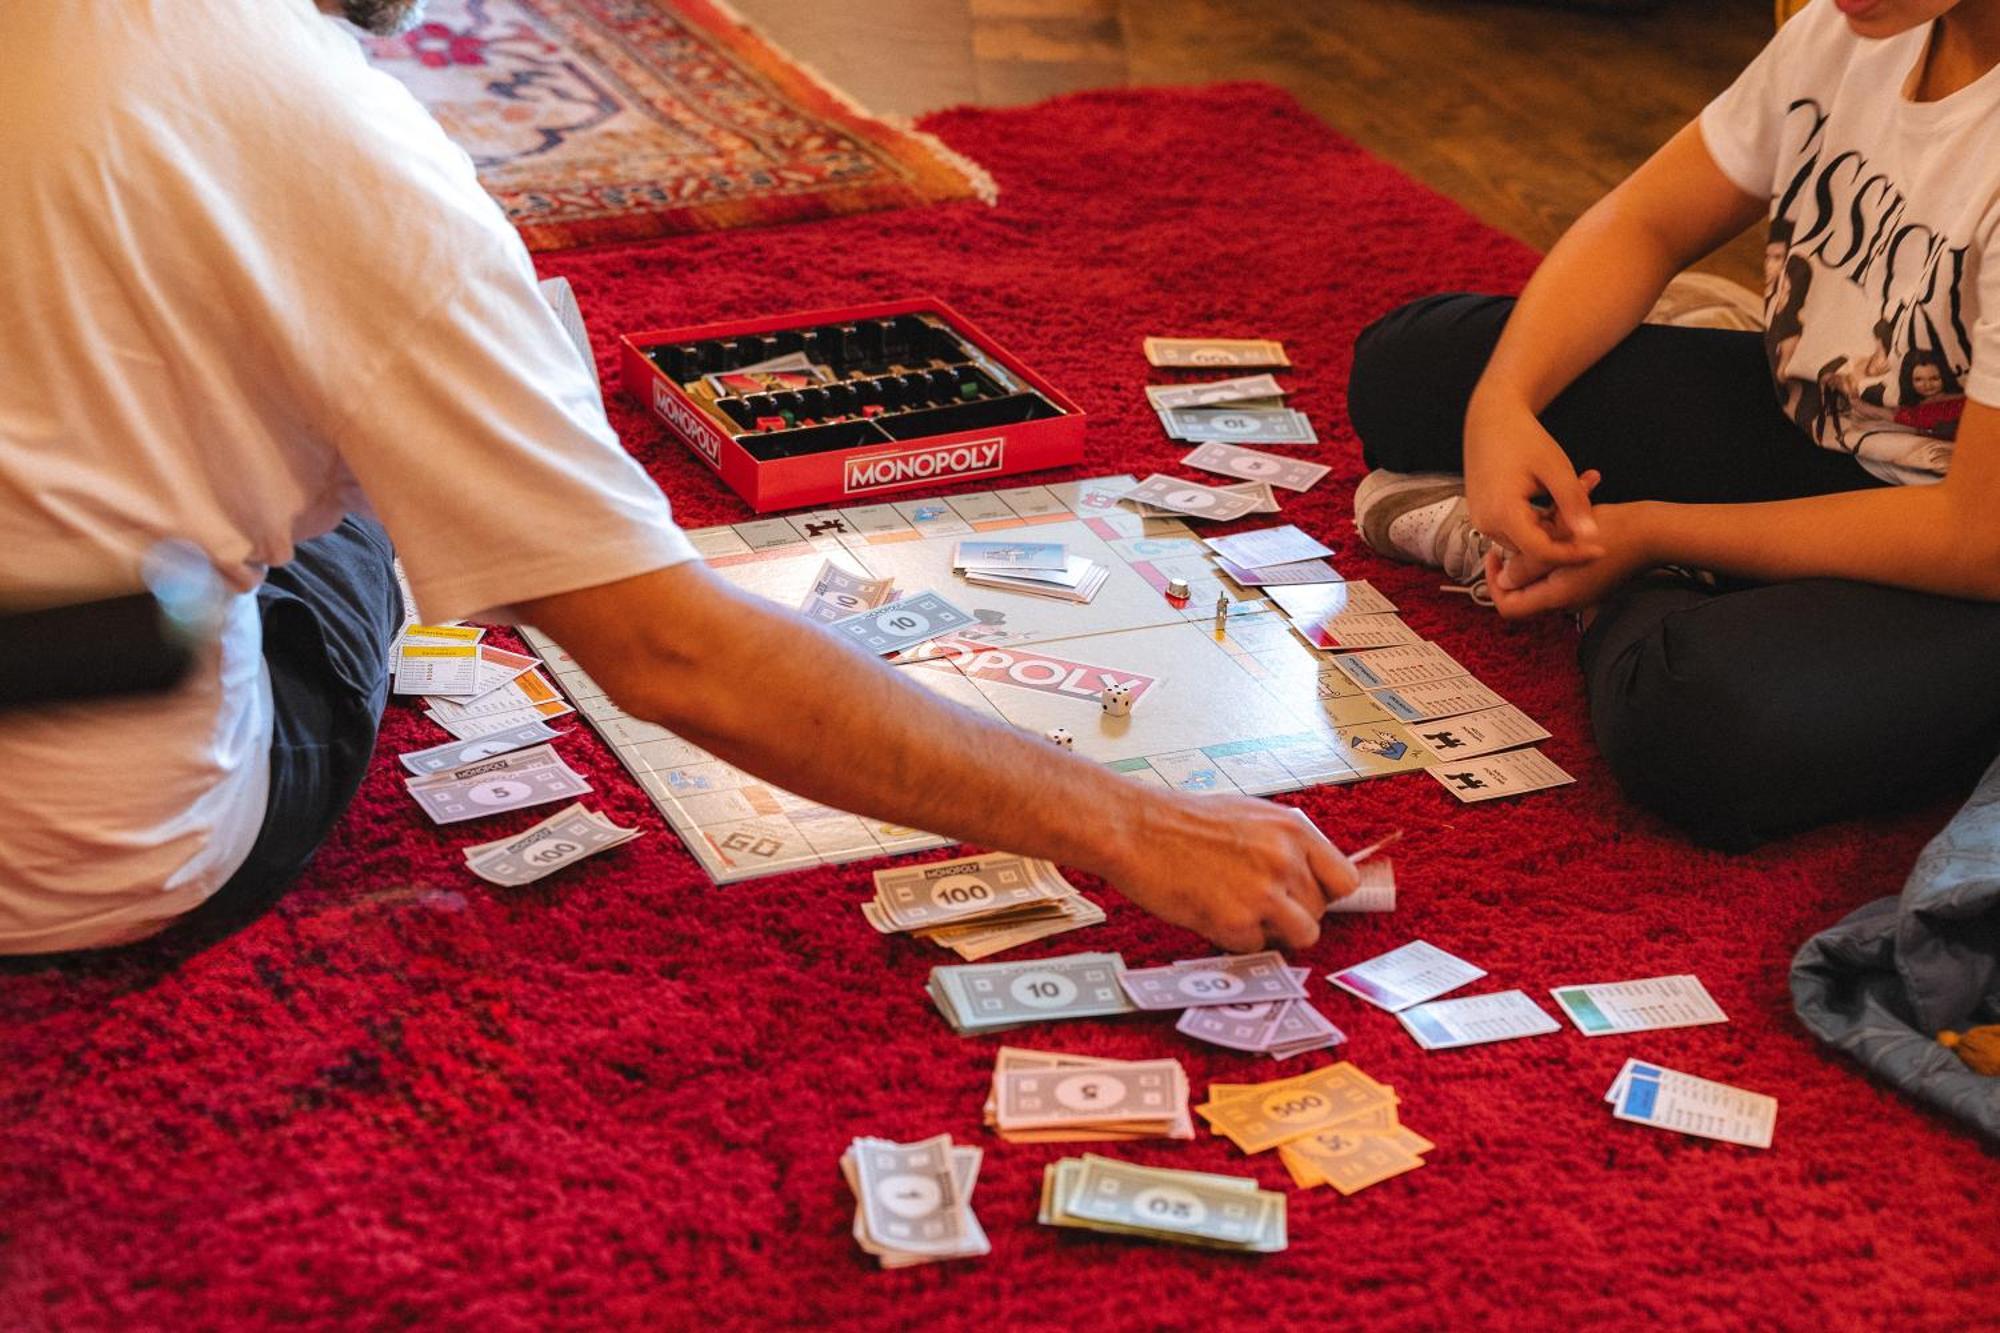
[340,0,426,35]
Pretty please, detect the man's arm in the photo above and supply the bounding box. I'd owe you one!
[517,567,1357,951]
[1489,403,2000,616]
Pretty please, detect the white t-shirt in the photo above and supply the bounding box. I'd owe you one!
[0,1,699,953]
[1701,0,2000,484]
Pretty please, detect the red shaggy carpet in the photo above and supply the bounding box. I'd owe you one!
[2,85,1994,1330]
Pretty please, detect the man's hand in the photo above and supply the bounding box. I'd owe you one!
[1464,395,1605,569]
[1104,794,1357,953]
[1485,502,1654,618]
[521,564,1362,955]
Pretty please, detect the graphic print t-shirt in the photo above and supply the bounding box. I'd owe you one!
[1700,0,2000,484]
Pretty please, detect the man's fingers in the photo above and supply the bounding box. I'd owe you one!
[1210,919,1268,954]
[1263,896,1321,952]
[1295,814,1358,904]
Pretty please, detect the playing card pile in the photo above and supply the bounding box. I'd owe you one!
[391,623,485,696]
[797,558,895,624]
[1198,1063,1432,1195]
[461,801,640,886]
[865,852,1104,960]
[952,539,1107,604]
[927,952,1136,1034]
[841,1135,988,1268]
[1038,1154,1286,1252]
[982,1047,1193,1142]
[1110,950,1345,1061]
[403,743,591,826]
[1603,1060,1776,1149]
[1325,857,1397,915]
[422,665,574,741]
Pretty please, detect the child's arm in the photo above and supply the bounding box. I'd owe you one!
[1465,122,1768,568]
[1488,402,2000,615]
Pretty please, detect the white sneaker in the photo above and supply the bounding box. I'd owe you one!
[1353,469,1491,587]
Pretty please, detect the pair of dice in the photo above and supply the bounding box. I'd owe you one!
[1046,684,1133,749]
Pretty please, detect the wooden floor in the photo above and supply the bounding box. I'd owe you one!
[728,0,1773,289]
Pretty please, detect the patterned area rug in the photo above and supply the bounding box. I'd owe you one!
[362,0,994,251]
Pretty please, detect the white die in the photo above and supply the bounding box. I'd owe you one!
[1045,727,1075,749]
[1101,684,1133,717]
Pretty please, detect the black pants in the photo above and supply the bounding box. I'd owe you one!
[1349,293,2000,850]
[159,515,402,951]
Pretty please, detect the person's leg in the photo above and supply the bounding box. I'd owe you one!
[1581,575,2000,850]
[1348,292,1879,504]
[1347,293,1998,849]
[164,514,401,948]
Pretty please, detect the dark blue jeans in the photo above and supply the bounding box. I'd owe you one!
[1349,293,2000,850]
[162,515,401,949]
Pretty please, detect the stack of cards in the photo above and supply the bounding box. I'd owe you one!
[460,802,640,886]
[1203,525,1344,588]
[842,1135,989,1268]
[705,350,831,400]
[927,952,1136,1034]
[983,1047,1193,1142]
[953,540,1108,604]
[391,623,485,696]
[798,558,895,624]
[1198,1063,1431,1194]
[1325,857,1397,915]
[1039,1154,1286,1252]
[1604,1060,1776,1149]
[863,852,1104,961]
[403,743,592,826]
[423,666,574,741]
[1328,940,1563,1051]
